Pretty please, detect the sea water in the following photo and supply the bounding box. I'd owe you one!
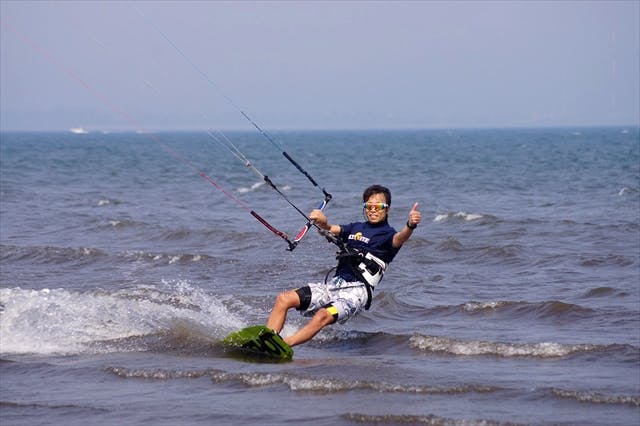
[1,128,639,425]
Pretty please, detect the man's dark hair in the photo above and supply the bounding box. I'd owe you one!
[363,184,391,205]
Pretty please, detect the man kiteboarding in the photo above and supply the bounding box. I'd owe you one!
[266,184,422,347]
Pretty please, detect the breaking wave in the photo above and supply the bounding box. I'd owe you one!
[1,244,105,264]
[0,283,244,355]
[409,334,634,358]
[105,366,500,395]
[419,299,598,323]
[458,300,595,320]
[433,211,489,223]
[551,388,640,407]
[343,413,514,426]
[105,365,640,408]
[0,244,216,266]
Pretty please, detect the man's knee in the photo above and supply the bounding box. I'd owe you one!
[315,306,338,326]
[275,290,300,309]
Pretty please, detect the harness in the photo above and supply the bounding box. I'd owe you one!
[320,229,389,310]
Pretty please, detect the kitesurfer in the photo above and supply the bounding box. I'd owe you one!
[266,184,422,346]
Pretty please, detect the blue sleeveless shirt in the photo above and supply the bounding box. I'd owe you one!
[335,220,400,282]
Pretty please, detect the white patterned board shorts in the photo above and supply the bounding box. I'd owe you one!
[296,277,369,324]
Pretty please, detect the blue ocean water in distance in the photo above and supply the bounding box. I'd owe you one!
[1,127,639,426]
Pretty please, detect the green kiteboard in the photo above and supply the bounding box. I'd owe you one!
[223,325,293,361]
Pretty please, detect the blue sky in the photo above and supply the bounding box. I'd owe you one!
[1,0,638,131]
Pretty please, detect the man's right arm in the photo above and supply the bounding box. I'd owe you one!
[309,209,341,236]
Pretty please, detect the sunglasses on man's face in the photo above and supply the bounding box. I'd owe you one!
[363,202,389,211]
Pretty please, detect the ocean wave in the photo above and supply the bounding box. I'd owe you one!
[0,400,109,414]
[467,244,522,264]
[430,238,523,264]
[104,366,500,395]
[237,181,265,193]
[436,236,464,252]
[433,211,491,223]
[101,218,148,229]
[106,366,213,380]
[342,413,513,426]
[156,228,196,241]
[0,244,105,264]
[409,334,621,358]
[426,300,596,322]
[104,365,640,409]
[237,181,293,195]
[617,186,638,196]
[367,292,431,321]
[97,220,217,243]
[581,286,618,298]
[551,388,640,407]
[118,250,214,265]
[0,244,216,267]
[579,253,634,267]
[96,198,121,206]
[0,283,244,355]
[461,300,595,320]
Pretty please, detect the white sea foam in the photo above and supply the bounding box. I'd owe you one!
[462,301,510,312]
[433,212,484,223]
[410,335,598,358]
[0,282,243,355]
[461,213,484,221]
[552,388,640,407]
[617,187,637,196]
[233,372,497,395]
[237,182,291,193]
[237,181,265,193]
[433,214,449,222]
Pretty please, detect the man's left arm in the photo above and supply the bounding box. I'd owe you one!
[392,202,422,248]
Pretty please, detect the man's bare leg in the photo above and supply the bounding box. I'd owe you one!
[266,290,300,333]
[283,308,335,347]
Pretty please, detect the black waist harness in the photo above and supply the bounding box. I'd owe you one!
[331,248,388,310]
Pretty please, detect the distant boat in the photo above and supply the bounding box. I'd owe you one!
[69,127,89,134]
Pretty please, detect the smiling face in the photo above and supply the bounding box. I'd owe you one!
[363,192,390,224]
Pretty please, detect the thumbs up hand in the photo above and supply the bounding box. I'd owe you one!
[407,202,421,229]
[393,202,422,247]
